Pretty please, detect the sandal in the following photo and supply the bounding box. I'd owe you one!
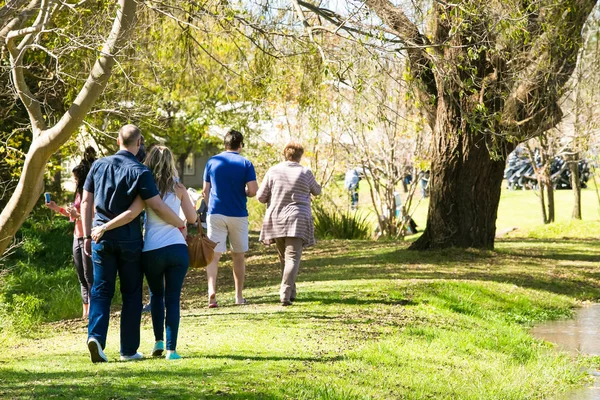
[208,294,218,308]
[235,298,248,305]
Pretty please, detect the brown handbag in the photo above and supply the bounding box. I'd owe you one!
[186,224,217,268]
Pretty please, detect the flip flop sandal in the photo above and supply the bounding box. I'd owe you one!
[208,294,218,308]
[235,298,248,305]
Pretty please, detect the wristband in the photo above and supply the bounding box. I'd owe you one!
[178,226,185,231]
[84,235,92,240]
[59,207,66,214]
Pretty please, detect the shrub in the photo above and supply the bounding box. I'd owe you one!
[0,212,81,335]
[313,202,372,240]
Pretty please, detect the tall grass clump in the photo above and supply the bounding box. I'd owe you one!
[0,211,81,336]
[313,202,372,240]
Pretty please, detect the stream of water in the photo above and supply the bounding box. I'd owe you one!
[531,304,600,399]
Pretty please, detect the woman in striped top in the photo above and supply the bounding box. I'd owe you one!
[257,142,321,306]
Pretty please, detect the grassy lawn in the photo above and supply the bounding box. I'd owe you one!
[0,189,599,399]
[418,187,599,233]
[353,183,600,236]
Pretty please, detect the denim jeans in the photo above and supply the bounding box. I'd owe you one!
[142,244,189,351]
[88,239,143,356]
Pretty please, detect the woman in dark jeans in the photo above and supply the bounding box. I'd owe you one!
[46,147,96,317]
[91,146,197,360]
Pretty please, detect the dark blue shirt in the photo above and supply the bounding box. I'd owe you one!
[84,150,159,241]
[203,151,256,217]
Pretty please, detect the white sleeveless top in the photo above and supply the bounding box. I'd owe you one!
[143,191,186,252]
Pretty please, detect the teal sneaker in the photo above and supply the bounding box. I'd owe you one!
[152,341,164,357]
[166,350,181,360]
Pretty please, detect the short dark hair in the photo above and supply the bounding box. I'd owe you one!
[224,129,244,150]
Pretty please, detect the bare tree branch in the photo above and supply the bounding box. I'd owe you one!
[362,0,437,125]
[501,1,598,138]
[0,0,138,256]
[5,0,51,136]
[0,0,40,62]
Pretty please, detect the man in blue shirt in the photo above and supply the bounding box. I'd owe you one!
[202,129,258,307]
[81,124,185,363]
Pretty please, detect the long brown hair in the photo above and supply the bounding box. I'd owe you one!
[73,146,97,197]
[144,146,179,198]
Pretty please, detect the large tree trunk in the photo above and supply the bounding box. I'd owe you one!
[360,0,597,250]
[410,97,511,249]
[0,0,137,255]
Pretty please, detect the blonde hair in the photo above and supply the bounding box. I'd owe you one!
[283,141,304,162]
[144,145,179,198]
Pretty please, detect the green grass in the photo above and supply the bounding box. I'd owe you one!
[497,187,600,234]
[1,227,600,398]
[0,213,85,334]
[352,183,600,237]
[1,187,599,398]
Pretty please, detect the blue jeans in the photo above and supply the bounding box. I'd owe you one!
[88,239,143,356]
[142,244,189,351]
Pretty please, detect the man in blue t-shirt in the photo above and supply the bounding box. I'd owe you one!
[202,129,258,307]
[81,124,185,363]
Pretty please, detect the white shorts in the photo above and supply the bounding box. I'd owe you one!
[207,214,249,253]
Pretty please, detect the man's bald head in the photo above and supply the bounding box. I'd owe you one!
[118,124,142,147]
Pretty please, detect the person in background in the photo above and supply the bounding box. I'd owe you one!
[135,135,146,163]
[402,166,413,193]
[257,142,321,306]
[45,146,96,318]
[197,196,208,230]
[420,170,430,199]
[81,124,185,363]
[203,129,258,308]
[91,145,197,360]
[344,168,360,210]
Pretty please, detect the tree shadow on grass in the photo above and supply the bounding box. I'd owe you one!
[0,366,286,399]
[182,236,600,307]
[186,353,344,363]
[0,349,352,400]
[290,297,418,307]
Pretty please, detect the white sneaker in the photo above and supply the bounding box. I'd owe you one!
[120,352,143,361]
[87,337,108,363]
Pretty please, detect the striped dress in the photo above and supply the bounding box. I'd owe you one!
[257,161,322,247]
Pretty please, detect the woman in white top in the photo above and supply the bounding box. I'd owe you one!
[91,146,197,360]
